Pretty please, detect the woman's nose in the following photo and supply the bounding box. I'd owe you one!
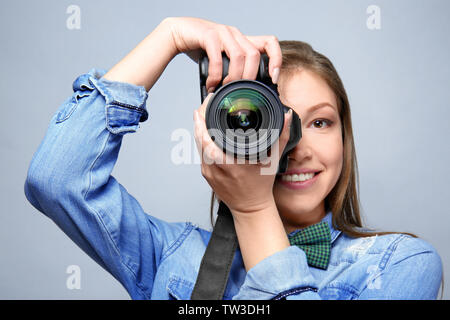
[287,139,313,163]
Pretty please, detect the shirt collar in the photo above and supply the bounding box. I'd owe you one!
[287,211,342,245]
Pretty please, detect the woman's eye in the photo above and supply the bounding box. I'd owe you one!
[311,119,332,129]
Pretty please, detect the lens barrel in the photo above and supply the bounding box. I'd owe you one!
[205,80,286,161]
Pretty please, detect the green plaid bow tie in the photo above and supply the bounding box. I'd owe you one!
[288,221,331,270]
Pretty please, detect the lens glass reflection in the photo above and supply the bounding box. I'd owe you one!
[219,89,267,131]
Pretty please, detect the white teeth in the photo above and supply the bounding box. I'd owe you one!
[281,172,316,182]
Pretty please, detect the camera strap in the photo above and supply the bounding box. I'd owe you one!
[190,201,238,300]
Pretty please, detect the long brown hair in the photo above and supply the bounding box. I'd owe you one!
[208,40,443,297]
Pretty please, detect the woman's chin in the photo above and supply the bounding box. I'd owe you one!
[276,200,316,216]
[275,192,325,217]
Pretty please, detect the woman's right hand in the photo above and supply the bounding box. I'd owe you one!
[164,17,282,93]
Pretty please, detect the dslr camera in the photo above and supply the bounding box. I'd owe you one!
[198,51,302,174]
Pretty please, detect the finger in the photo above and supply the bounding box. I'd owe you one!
[193,110,204,157]
[218,26,245,85]
[194,110,214,164]
[203,30,224,92]
[194,106,227,166]
[228,26,261,80]
[246,35,282,83]
[197,92,214,120]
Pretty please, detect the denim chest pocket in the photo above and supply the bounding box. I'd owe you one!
[167,276,194,300]
[167,275,234,300]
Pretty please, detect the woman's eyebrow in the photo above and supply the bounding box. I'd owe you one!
[306,102,337,113]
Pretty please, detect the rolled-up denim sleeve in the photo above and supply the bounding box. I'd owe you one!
[232,246,322,300]
[24,68,188,299]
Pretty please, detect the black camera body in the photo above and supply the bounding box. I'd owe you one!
[198,51,302,174]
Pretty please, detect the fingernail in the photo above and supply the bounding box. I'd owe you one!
[208,86,215,93]
[288,109,293,125]
[272,68,280,84]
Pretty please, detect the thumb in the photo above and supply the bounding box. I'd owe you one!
[278,109,293,153]
[198,92,214,119]
[261,109,293,169]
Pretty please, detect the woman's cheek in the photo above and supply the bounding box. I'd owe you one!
[319,132,344,189]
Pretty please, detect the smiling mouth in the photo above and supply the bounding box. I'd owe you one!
[276,171,322,190]
[280,171,320,182]
[280,172,317,182]
[277,170,323,184]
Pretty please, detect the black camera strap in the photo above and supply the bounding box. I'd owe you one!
[190,201,238,300]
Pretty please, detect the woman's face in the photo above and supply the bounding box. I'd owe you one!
[273,69,343,232]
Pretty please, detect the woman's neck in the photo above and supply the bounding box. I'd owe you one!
[280,202,327,234]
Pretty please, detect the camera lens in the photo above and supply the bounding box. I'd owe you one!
[205,80,286,161]
[220,89,264,131]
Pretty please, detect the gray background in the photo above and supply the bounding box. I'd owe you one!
[1,0,449,299]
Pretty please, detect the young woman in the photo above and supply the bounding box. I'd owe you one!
[24,17,442,299]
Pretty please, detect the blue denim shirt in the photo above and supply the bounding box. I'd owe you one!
[24,68,443,300]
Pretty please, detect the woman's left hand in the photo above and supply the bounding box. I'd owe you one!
[193,93,293,217]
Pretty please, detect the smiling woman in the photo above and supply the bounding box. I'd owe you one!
[24,17,443,300]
